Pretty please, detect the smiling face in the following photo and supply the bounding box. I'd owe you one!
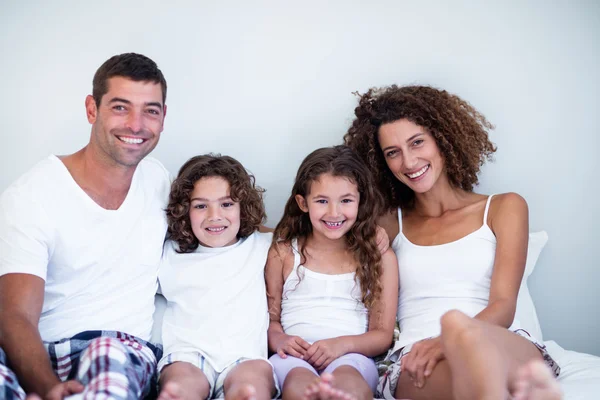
[295,173,360,242]
[189,176,241,248]
[86,76,166,168]
[378,118,445,194]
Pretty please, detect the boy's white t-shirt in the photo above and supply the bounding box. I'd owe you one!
[159,231,272,372]
[0,155,170,342]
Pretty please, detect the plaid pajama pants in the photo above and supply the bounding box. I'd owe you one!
[0,330,162,400]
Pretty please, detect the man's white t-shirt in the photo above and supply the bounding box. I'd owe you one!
[0,155,170,343]
[159,231,272,372]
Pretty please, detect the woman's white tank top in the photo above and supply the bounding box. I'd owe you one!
[280,239,369,344]
[391,195,521,351]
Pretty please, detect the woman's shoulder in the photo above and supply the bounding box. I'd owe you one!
[487,192,529,229]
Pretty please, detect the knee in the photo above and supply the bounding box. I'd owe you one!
[440,310,482,344]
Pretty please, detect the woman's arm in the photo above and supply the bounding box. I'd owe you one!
[475,192,529,328]
[304,249,399,368]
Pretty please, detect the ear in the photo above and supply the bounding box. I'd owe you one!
[85,95,97,124]
[295,194,309,213]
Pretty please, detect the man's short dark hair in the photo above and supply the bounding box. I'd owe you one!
[92,53,167,106]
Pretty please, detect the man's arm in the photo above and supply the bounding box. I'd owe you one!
[0,273,60,396]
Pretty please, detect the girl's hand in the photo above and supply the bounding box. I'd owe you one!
[401,337,445,388]
[305,338,347,370]
[275,334,311,359]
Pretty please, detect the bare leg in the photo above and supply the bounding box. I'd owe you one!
[158,362,211,400]
[281,368,319,400]
[513,360,562,400]
[330,366,371,400]
[395,310,544,400]
[223,360,275,400]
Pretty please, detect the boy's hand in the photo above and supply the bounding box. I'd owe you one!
[276,334,310,359]
[45,380,84,400]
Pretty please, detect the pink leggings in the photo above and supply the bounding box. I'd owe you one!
[269,353,378,394]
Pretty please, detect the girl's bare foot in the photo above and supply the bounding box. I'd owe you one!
[513,360,562,400]
[304,373,356,400]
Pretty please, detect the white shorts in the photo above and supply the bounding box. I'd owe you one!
[158,351,280,399]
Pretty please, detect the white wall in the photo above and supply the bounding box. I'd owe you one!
[1,1,598,355]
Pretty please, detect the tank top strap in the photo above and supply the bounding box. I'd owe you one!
[397,207,403,233]
[483,194,495,226]
[290,238,301,274]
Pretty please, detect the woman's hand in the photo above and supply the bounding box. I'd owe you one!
[304,338,347,371]
[274,334,311,359]
[401,337,445,388]
[376,225,390,254]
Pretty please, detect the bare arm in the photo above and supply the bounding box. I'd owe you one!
[0,273,60,396]
[332,249,399,357]
[475,192,529,328]
[265,243,309,358]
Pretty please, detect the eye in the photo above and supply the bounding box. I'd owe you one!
[147,108,160,115]
[413,139,424,146]
[316,199,327,204]
[222,202,235,208]
[113,105,126,111]
[341,199,354,203]
[385,149,398,158]
[193,204,206,209]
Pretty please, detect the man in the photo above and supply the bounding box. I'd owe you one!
[0,53,170,400]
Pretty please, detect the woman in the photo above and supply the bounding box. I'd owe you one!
[344,85,561,400]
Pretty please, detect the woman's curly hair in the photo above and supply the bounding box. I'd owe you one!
[273,145,383,311]
[166,154,266,253]
[344,85,497,211]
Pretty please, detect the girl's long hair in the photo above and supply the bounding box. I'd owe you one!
[272,145,383,310]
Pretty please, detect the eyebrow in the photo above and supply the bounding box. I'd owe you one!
[313,193,357,199]
[190,196,233,202]
[108,97,163,108]
[381,133,424,152]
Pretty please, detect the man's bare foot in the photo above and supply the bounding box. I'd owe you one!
[158,381,184,400]
[513,360,562,400]
[304,373,356,400]
[225,383,257,400]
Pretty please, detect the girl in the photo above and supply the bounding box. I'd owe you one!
[344,85,562,400]
[266,145,399,400]
[157,154,278,400]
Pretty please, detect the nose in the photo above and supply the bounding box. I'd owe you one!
[403,150,418,170]
[125,109,143,133]
[327,202,341,217]
[207,205,222,221]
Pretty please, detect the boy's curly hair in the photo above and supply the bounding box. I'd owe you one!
[166,154,266,253]
[273,145,383,311]
[344,85,497,211]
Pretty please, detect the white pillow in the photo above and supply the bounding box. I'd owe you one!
[514,231,548,341]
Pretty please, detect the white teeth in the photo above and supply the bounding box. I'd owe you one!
[407,165,429,179]
[206,227,225,232]
[324,221,344,227]
[118,137,144,144]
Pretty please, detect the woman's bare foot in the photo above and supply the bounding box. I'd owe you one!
[225,383,257,400]
[304,373,356,400]
[513,360,562,400]
[158,381,184,400]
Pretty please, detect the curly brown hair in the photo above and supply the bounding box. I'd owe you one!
[344,85,497,211]
[273,145,383,311]
[166,154,266,253]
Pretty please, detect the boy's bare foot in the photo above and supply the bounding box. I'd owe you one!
[158,381,184,400]
[513,360,562,400]
[226,383,257,400]
[304,373,356,400]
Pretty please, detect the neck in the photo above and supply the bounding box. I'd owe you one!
[412,174,471,217]
[305,230,348,252]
